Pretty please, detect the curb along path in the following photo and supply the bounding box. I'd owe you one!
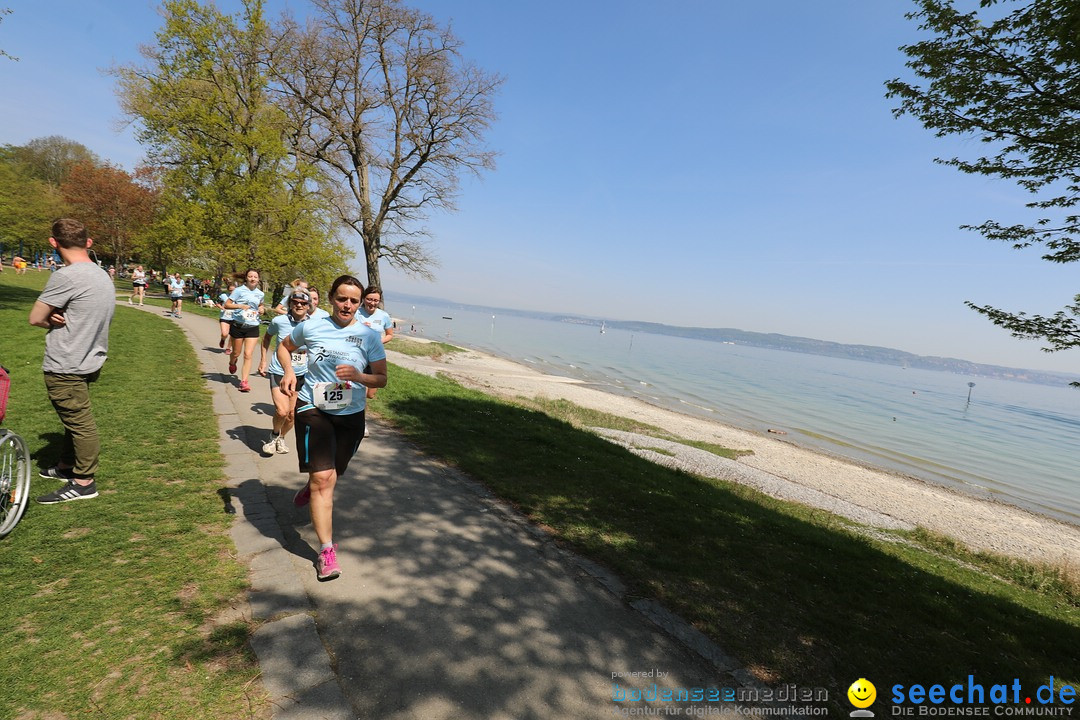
[140,303,771,720]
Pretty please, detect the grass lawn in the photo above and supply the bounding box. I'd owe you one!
[0,270,267,719]
[368,364,1079,713]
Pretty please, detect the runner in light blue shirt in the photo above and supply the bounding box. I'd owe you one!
[358,286,395,413]
[257,289,311,455]
[216,281,237,349]
[277,275,387,582]
[224,269,266,393]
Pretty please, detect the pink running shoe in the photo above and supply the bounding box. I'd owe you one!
[219,337,226,348]
[293,482,311,507]
[238,381,251,392]
[228,360,237,374]
[317,544,341,581]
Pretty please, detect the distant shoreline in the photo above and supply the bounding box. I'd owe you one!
[391,292,1080,387]
[386,335,1080,569]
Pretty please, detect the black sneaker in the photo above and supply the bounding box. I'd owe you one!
[37,479,98,504]
[39,465,75,480]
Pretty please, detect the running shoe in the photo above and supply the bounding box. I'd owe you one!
[274,436,290,454]
[261,435,279,454]
[293,482,311,507]
[37,479,98,504]
[219,337,226,348]
[239,381,251,392]
[39,465,75,480]
[317,544,341,581]
[229,360,237,374]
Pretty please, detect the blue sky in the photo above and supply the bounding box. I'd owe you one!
[1,1,1077,374]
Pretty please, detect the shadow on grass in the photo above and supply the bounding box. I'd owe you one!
[0,283,41,311]
[378,388,1079,693]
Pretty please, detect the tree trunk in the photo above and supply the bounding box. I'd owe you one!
[365,231,381,291]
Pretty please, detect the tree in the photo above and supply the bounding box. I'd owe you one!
[61,162,159,266]
[0,146,69,257]
[268,0,501,289]
[887,0,1080,385]
[114,0,346,287]
[1,7,17,62]
[13,136,98,187]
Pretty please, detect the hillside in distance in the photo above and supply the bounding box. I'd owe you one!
[394,293,1080,387]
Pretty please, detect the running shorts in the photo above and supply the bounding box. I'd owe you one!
[294,408,366,476]
[229,323,260,339]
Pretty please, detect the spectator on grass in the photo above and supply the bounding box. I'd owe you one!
[29,218,115,504]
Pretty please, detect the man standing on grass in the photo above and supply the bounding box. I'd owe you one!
[29,218,115,504]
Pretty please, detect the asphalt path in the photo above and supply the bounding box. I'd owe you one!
[134,301,776,720]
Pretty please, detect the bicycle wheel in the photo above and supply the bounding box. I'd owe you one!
[0,430,31,537]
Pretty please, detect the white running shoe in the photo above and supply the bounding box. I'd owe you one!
[262,435,279,454]
[275,436,290,454]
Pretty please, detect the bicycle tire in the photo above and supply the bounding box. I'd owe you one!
[0,430,31,537]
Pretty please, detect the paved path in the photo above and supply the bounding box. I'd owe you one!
[140,303,769,720]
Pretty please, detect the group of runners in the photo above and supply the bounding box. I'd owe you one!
[215,270,394,581]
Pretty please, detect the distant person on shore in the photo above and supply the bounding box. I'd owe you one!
[129,265,147,306]
[277,275,387,581]
[29,218,115,504]
[257,289,310,455]
[13,255,26,274]
[225,269,265,393]
[167,272,185,317]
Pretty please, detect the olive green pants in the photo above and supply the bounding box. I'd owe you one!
[43,370,101,479]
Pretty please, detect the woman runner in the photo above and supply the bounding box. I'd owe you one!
[167,272,185,317]
[257,289,310,454]
[225,269,265,392]
[277,275,387,581]
[217,281,238,348]
[129,265,147,306]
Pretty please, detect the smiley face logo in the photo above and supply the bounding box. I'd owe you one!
[848,678,877,709]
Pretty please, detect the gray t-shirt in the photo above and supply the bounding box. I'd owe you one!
[37,261,115,374]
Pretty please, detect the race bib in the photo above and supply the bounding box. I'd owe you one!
[241,308,259,325]
[291,350,306,365]
[313,381,353,411]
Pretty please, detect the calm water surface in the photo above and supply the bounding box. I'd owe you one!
[394,300,1079,526]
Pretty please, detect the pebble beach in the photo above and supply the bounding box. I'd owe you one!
[388,338,1080,570]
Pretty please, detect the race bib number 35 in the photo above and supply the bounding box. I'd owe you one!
[313,381,353,411]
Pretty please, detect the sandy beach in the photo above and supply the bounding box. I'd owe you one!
[387,338,1080,569]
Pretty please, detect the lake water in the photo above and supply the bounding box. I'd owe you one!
[393,298,1079,527]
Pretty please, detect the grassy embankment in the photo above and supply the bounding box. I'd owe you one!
[378,337,1079,711]
[0,270,268,719]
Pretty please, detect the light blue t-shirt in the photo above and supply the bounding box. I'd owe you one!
[229,285,265,327]
[218,292,235,322]
[289,317,386,415]
[359,307,393,337]
[265,313,308,376]
[168,277,184,297]
[309,307,330,320]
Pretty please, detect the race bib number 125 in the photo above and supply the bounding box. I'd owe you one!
[313,381,353,411]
